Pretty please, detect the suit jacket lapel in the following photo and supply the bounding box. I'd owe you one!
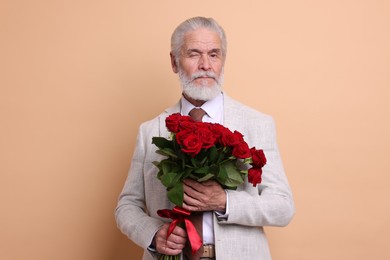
[159,101,181,137]
[223,94,240,130]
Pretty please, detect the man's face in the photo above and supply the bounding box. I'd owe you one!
[171,28,225,101]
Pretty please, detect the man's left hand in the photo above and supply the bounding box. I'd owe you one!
[182,179,226,212]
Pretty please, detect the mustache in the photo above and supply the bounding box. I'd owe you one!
[191,71,218,81]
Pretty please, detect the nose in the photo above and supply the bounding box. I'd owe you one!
[199,54,211,71]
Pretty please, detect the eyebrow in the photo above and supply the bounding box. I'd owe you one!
[186,48,221,54]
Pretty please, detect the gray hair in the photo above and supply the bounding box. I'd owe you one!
[171,17,227,58]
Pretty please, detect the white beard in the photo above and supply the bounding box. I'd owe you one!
[178,69,224,101]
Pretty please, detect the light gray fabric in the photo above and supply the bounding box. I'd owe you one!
[115,94,295,260]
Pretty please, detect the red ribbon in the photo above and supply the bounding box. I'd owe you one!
[157,206,203,255]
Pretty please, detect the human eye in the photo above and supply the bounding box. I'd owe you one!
[209,50,221,59]
[190,53,200,58]
[210,53,218,58]
[187,50,200,58]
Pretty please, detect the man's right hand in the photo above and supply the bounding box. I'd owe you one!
[153,223,187,256]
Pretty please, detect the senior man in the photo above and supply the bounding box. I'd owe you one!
[115,16,295,260]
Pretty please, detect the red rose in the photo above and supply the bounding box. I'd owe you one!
[165,113,182,133]
[248,167,262,186]
[179,120,197,132]
[220,129,242,147]
[181,133,203,157]
[208,123,226,143]
[250,147,267,167]
[194,121,211,129]
[197,126,216,149]
[165,113,194,133]
[175,129,193,146]
[232,141,251,159]
[233,130,245,143]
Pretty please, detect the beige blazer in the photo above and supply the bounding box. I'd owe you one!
[115,94,295,260]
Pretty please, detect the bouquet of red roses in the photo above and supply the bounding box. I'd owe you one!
[152,113,266,259]
[152,113,267,207]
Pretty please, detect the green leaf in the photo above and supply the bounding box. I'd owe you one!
[183,167,193,179]
[191,157,200,168]
[161,171,183,188]
[156,148,178,158]
[197,173,215,182]
[161,160,178,175]
[167,182,184,206]
[199,155,208,165]
[217,161,244,188]
[152,137,173,149]
[217,147,230,163]
[243,158,252,164]
[156,169,163,180]
[240,169,248,176]
[208,146,218,162]
[194,166,209,174]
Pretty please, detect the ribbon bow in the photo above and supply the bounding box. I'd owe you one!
[157,206,203,255]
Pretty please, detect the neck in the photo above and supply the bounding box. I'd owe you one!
[183,93,206,107]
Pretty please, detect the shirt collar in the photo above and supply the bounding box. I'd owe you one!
[181,92,223,120]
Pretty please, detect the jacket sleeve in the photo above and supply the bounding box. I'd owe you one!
[115,123,164,252]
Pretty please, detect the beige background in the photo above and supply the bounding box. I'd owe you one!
[1,1,389,260]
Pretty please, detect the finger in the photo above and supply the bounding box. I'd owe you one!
[168,230,187,244]
[183,195,205,212]
[183,191,201,206]
[165,239,185,250]
[183,185,200,200]
[171,226,188,238]
[156,237,184,255]
[184,182,208,200]
[155,224,187,255]
[183,179,203,191]
[159,226,187,246]
[158,243,182,255]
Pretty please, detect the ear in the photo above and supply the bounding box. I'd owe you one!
[170,52,179,73]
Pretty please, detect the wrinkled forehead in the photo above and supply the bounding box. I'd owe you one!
[181,28,222,53]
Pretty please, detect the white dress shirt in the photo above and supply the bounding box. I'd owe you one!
[180,92,229,245]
